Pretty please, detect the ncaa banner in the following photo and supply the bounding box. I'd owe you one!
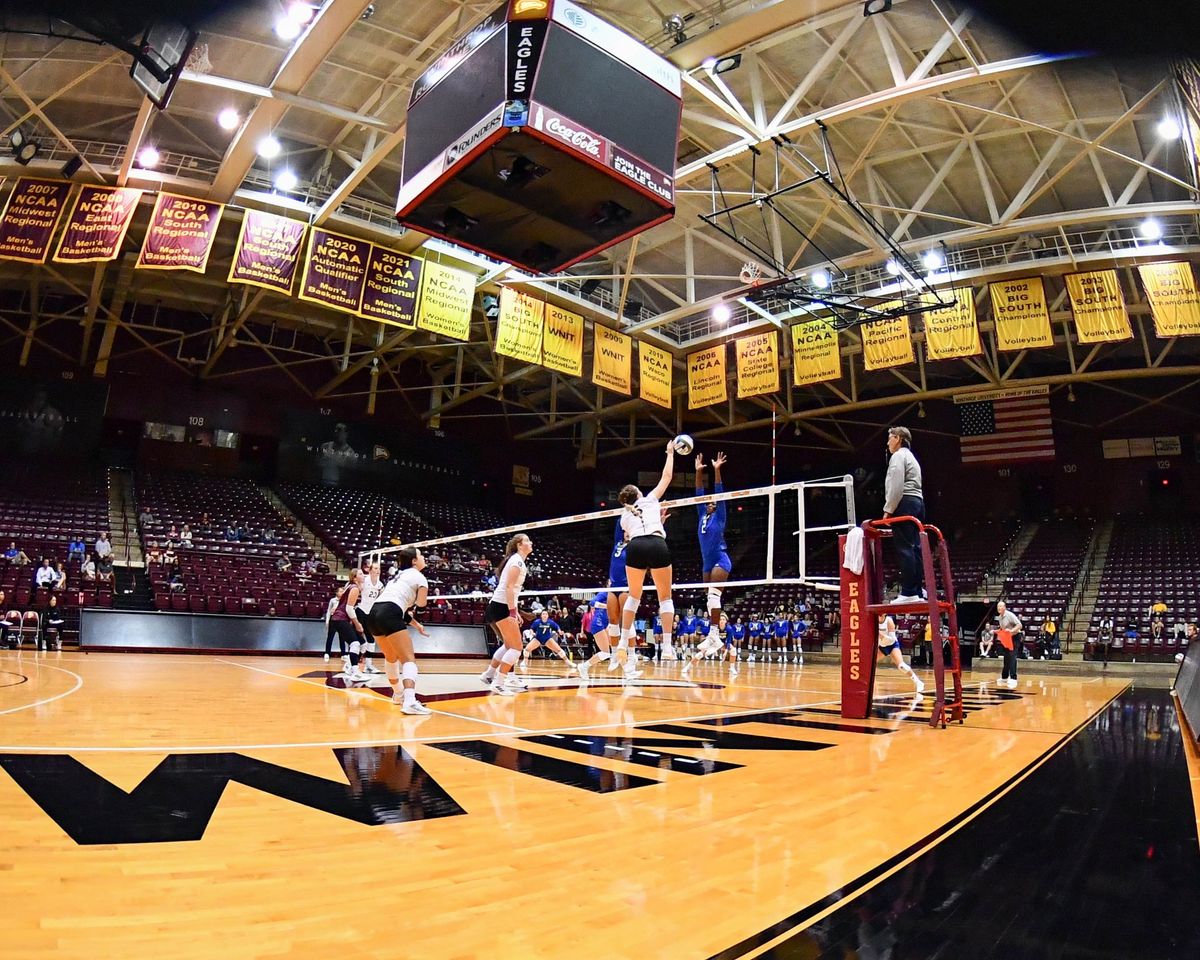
[1138,262,1200,337]
[541,303,583,376]
[790,319,840,386]
[53,185,143,264]
[988,277,1054,351]
[638,340,673,410]
[359,248,423,328]
[299,228,372,315]
[592,324,632,395]
[495,287,545,364]
[687,343,727,409]
[228,210,308,294]
[921,288,980,361]
[735,330,779,399]
[860,307,914,371]
[1066,269,1132,343]
[0,177,72,264]
[417,260,475,341]
[135,193,224,273]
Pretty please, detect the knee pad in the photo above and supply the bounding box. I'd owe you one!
[706,587,722,611]
[658,599,675,618]
[402,662,418,683]
[502,648,520,665]
[623,594,640,615]
[606,624,620,638]
[350,640,361,654]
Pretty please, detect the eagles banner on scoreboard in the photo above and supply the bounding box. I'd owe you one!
[592,324,632,395]
[790,319,841,386]
[988,277,1054,351]
[1066,269,1132,343]
[860,309,914,371]
[687,344,727,409]
[638,340,673,409]
[417,260,475,341]
[359,248,423,327]
[228,210,308,294]
[299,228,372,315]
[135,193,225,273]
[1138,262,1200,337]
[921,288,981,361]
[0,177,72,264]
[735,331,779,398]
[53,185,143,263]
[495,287,545,363]
[541,304,584,376]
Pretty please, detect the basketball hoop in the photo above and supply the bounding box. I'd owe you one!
[185,42,212,75]
[739,261,764,286]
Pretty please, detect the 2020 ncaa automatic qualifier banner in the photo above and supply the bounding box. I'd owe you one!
[592,324,632,395]
[52,185,142,264]
[1066,269,1132,343]
[687,343,727,409]
[790,319,840,386]
[541,303,584,376]
[135,193,225,273]
[988,276,1054,351]
[638,340,672,409]
[735,330,779,399]
[417,260,475,341]
[228,210,308,295]
[359,248,423,328]
[495,287,545,364]
[1137,262,1200,337]
[0,177,72,264]
[299,228,372,315]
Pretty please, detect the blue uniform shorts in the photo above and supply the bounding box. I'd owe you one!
[702,552,732,576]
[590,609,610,634]
[608,558,628,590]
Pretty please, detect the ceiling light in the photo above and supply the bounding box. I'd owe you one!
[811,269,830,290]
[712,303,732,324]
[863,0,893,15]
[1156,117,1183,141]
[1139,218,1163,240]
[711,54,742,76]
[287,2,315,24]
[701,57,717,70]
[922,249,944,270]
[275,16,303,40]
[885,259,901,276]
[137,145,160,168]
[217,107,240,131]
[274,169,299,191]
[256,135,282,159]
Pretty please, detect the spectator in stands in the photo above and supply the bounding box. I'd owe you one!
[162,545,177,567]
[266,606,277,618]
[168,567,184,591]
[138,507,154,527]
[276,555,293,574]
[1149,600,1168,619]
[97,553,114,583]
[53,562,67,592]
[882,425,925,603]
[1038,617,1057,659]
[5,542,31,566]
[302,553,320,576]
[1150,617,1165,644]
[1174,620,1187,643]
[1186,623,1197,647]
[262,526,277,544]
[224,524,239,542]
[0,597,16,648]
[95,532,112,560]
[68,534,86,562]
[1099,616,1114,644]
[199,512,211,530]
[81,555,96,581]
[146,540,162,565]
[179,524,193,546]
[1124,623,1139,646]
[41,594,65,650]
[978,625,995,658]
[35,559,57,590]
[530,596,544,613]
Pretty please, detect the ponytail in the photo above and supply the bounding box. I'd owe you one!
[498,534,527,575]
[618,484,642,516]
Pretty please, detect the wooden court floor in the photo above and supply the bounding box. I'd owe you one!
[0,651,1174,958]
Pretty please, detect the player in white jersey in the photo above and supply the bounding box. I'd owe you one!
[479,534,534,696]
[355,561,386,675]
[365,547,433,714]
[878,614,925,694]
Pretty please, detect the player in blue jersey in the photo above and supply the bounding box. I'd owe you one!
[578,589,635,680]
[746,614,765,662]
[676,609,698,656]
[772,612,791,663]
[694,452,730,650]
[730,615,746,664]
[521,609,578,676]
[788,613,807,665]
[603,515,649,676]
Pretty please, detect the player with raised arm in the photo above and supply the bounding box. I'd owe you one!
[694,452,731,653]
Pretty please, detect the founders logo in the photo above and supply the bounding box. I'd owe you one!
[445,110,503,164]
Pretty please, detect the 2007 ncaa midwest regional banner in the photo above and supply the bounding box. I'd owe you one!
[790,319,840,386]
[860,308,914,371]
[1138,262,1200,337]
[417,260,475,340]
[1066,269,1131,343]
[988,277,1054,350]
[688,343,727,409]
[639,340,673,409]
[495,287,545,363]
[136,193,224,273]
[299,228,372,315]
[921,288,980,361]
[228,210,307,294]
[735,331,779,399]
[0,177,72,264]
[541,304,583,376]
[592,324,632,395]
[53,185,142,263]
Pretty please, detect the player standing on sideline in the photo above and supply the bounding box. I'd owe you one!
[675,608,696,657]
[695,452,731,653]
[323,585,345,662]
[747,613,764,662]
[878,614,925,694]
[367,547,434,714]
[355,561,385,675]
[789,612,806,665]
[480,534,535,696]
[772,610,790,663]
[730,615,746,663]
[521,608,579,676]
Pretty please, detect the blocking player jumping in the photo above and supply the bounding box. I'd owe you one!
[695,452,730,650]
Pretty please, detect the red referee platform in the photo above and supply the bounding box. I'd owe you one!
[839,518,964,729]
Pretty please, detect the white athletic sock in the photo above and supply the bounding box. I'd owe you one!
[483,665,497,679]
[662,631,672,649]
[898,661,913,676]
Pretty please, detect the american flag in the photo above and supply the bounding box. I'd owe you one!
[957,388,1055,464]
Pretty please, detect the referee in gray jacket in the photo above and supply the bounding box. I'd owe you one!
[995,601,1024,688]
[882,426,925,603]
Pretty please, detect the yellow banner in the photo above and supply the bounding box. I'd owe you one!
[639,340,673,409]
[735,331,779,399]
[1138,262,1200,337]
[542,303,584,376]
[860,307,914,371]
[495,287,544,363]
[1066,269,1131,343]
[988,277,1054,351]
[417,261,474,341]
[921,288,980,361]
[790,320,840,386]
[592,325,632,395]
[688,344,727,409]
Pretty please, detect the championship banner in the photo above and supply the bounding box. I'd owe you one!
[735,330,779,399]
[790,319,841,387]
[0,177,72,264]
[1066,269,1132,343]
[687,343,727,409]
[228,210,308,294]
[592,324,632,395]
[299,228,372,314]
[921,288,981,361]
[860,308,914,371]
[638,340,673,409]
[359,248,423,328]
[135,193,224,273]
[495,287,545,363]
[53,185,142,264]
[988,277,1054,351]
[541,303,583,376]
[417,260,475,340]
[1138,262,1200,337]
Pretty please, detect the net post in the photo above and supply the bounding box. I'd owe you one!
[766,485,776,582]
[797,483,806,583]
[842,474,857,528]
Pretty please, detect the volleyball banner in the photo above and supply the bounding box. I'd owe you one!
[299,228,372,314]
[228,210,308,294]
[687,343,727,409]
[735,330,779,399]
[417,260,475,341]
[495,287,545,364]
[988,277,1054,351]
[1138,262,1200,337]
[592,324,632,395]
[135,193,224,273]
[860,308,914,371]
[790,319,841,386]
[541,303,584,376]
[639,340,673,409]
[921,288,980,361]
[1066,269,1132,343]
[53,185,142,264]
[0,177,72,264]
[359,248,423,327]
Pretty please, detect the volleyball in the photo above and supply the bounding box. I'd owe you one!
[672,434,694,455]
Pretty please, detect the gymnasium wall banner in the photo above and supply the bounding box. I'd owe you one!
[359,248,423,327]
[417,260,475,341]
[0,177,72,264]
[495,286,545,363]
[228,210,308,294]
[638,340,673,409]
[541,303,584,376]
[1066,269,1132,343]
[790,319,841,387]
[591,324,632,395]
[921,287,981,361]
[860,308,914,371]
[0,372,108,455]
[735,330,779,399]
[52,185,142,264]
[687,343,727,409]
[298,228,372,315]
[988,276,1054,351]
[1137,262,1200,337]
[135,193,224,273]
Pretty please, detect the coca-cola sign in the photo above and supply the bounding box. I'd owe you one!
[532,105,607,162]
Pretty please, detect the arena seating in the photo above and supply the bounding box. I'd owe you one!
[1000,519,1094,632]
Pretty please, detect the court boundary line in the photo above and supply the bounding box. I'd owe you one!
[0,661,84,716]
